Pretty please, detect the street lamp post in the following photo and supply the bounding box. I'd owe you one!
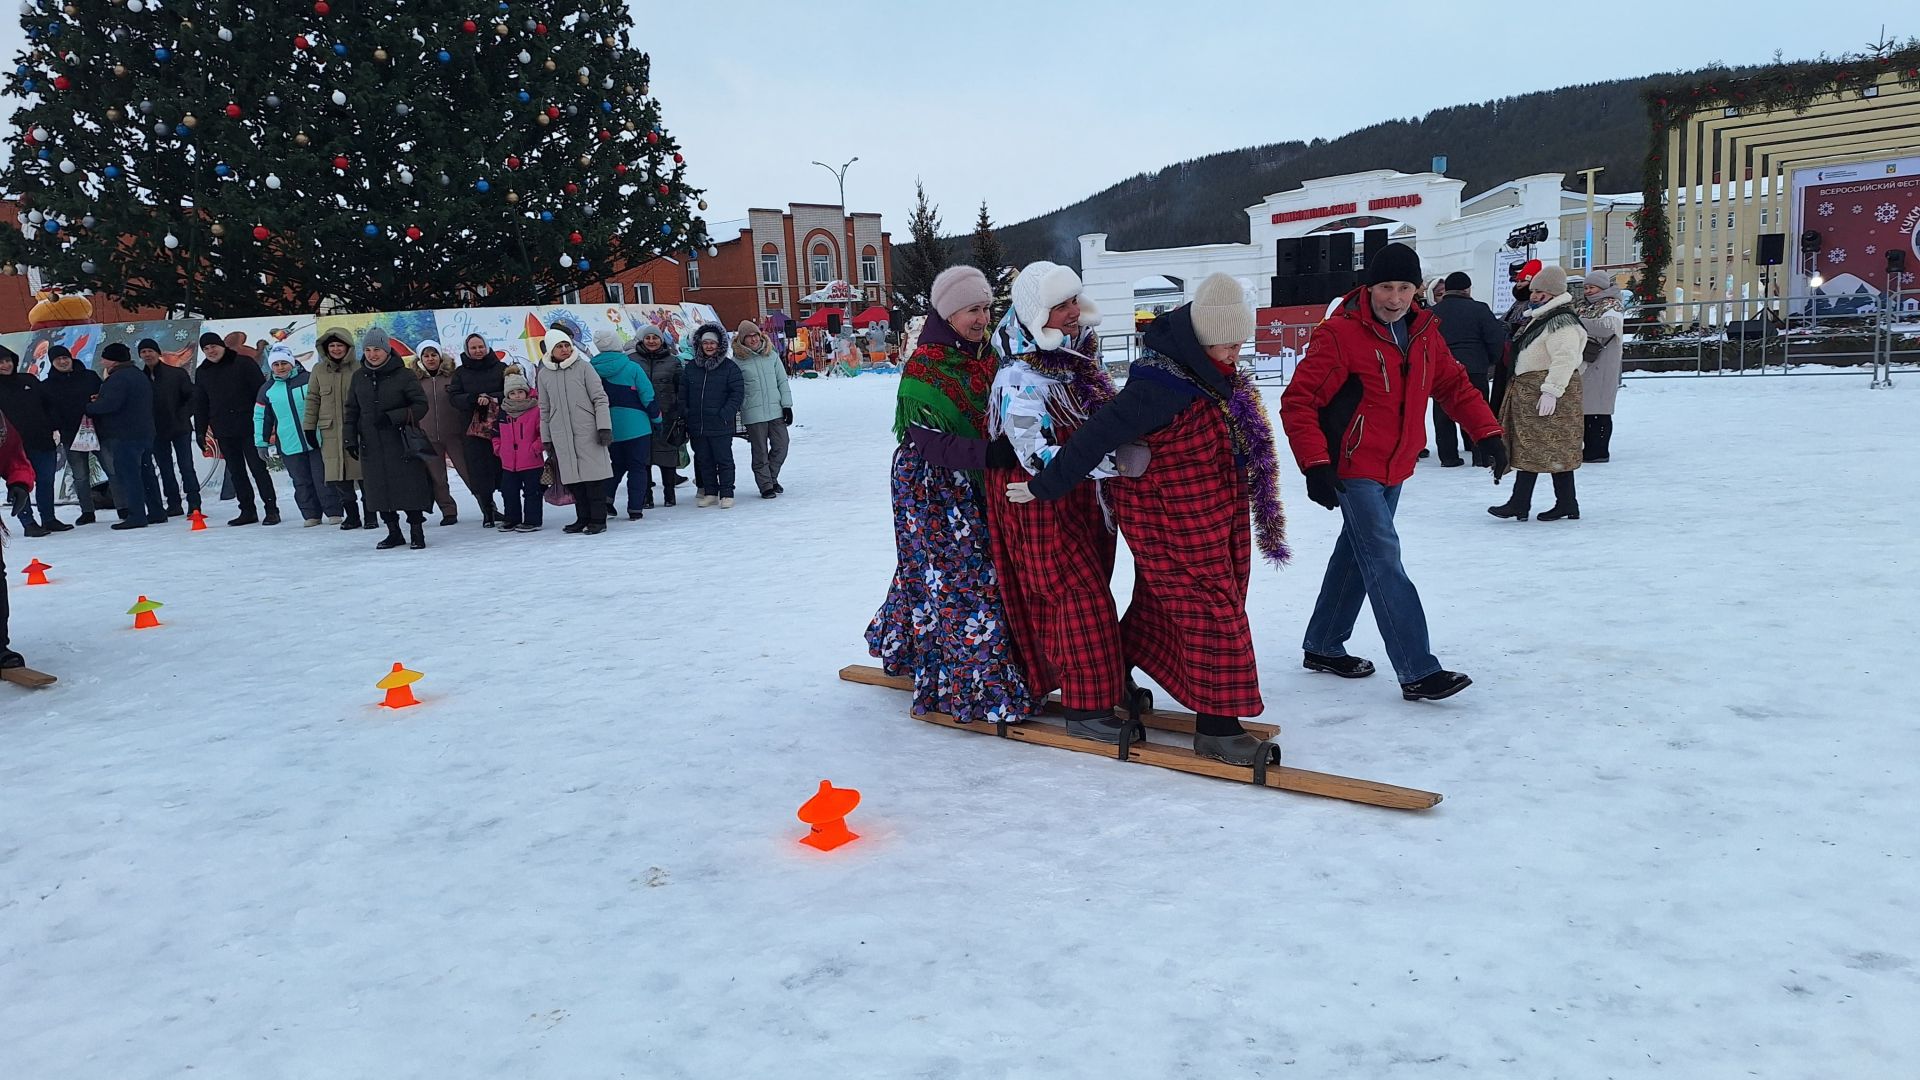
[812,157,858,210]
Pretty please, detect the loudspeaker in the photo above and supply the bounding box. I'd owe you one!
[1275,237,1302,277]
[1363,228,1389,265]
[1756,233,1785,267]
[1270,275,1291,307]
[826,313,842,334]
[1328,233,1355,273]
[1302,235,1331,275]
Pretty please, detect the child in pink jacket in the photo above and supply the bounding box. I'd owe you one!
[492,369,546,532]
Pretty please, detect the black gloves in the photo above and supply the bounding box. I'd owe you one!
[303,430,319,447]
[782,407,793,426]
[343,441,359,460]
[595,429,613,447]
[1480,435,1510,481]
[6,481,28,516]
[984,436,1019,471]
[1304,464,1344,511]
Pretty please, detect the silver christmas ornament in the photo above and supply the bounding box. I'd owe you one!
[265,93,281,108]
[264,173,281,189]
[80,259,95,273]
[331,90,347,106]
[163,232,179,248]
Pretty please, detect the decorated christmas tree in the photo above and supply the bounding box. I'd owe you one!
[0,0,712,316]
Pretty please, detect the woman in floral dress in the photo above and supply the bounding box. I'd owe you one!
[866,266,1033,725]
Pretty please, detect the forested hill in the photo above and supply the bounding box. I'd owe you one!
[989,67,1734,269]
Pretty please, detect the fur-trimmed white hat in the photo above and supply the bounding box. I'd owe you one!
[1011,261,1101,351]
[1189,274,1252,348]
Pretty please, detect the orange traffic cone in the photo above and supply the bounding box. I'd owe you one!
[797,780,862,851]
[376,662,424,709]
[188,510,208,531]
[23,558,51,586]
[127,595,164,629]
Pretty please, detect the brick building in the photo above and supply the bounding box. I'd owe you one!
[583,203,891,328]
[1,201,172,332]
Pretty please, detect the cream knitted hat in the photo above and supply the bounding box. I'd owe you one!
[1188,274,1253,348]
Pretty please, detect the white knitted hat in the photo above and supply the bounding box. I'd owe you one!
[1189,274,1252,348]
[1011,261,1101,350]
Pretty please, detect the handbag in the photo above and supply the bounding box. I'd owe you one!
[665,415,688,447]
[401,425,435,461]
[71,417,100,453]
[466,403,499,440]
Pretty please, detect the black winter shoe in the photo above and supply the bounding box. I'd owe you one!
[761,490,778,499]
[1487,502,1529,522]
[377,525,407,550]
[23,522,49,538]
[409,523,426,549]
[228,509,259,526]
[110,520,147,530]
[340,510,361,530]
[643,491,655,510]
[1303,651,1376,678]
[1401,671,1473,701]
[45,519,72,533]
[628,511,644,521]
[263,508,281,526]
[362,515,380,530]
[562,521,587,534]
[1193,732,1278,767]
[583,523,607,535]
[1418,448,1431,459]
[773,482,784,494]
[1063,707,1141,745]
[74,512,95,526]
[1440,457,1464,468]
[165,502,185,517]
[662,488,676,506]
[438,514,457,527]
[1536,504,1580,521]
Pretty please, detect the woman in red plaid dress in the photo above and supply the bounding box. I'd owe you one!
[1006,275,1290,766]
[985,263,1147,744]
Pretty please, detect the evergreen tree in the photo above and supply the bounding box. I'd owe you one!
[891,178,947,318]
[0,0,709,316]
[970,200,1011,320]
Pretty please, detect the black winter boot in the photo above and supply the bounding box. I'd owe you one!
[376,513,406,550]
[340,507,361,529]
[408,518,427,549]
[263,506,281,526]
[1303,651,1376,678]
[228,507,259,526]
[1537,472,1579,521]
[1488,471,1536,521]
[1063,707,1140,745]
[1401,671,1473,701]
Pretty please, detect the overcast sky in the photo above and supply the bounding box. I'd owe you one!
[3,2,1907,236]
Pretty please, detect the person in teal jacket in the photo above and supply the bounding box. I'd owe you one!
[589,328,660,520]
[254,344,343,526]
[732,319,794,498]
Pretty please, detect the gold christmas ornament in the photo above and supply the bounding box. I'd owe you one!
[623,119,635,131]
[543,59,557,71]
[537,114,550,126]
[113,63,128,77]
[294,132,310,146]
[495,24,508,37]
[374,47,388,61]
[210,223,225,237]
[577,74,588,86]
[181,113,198,128]
[577,154,592,166]
[506,190,520,204]
[106,107,123,121]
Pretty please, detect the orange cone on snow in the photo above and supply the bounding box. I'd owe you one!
[797,780,862,851]
[23,558,51,586]
[376,662,424,709]
[127,595,163,629]
[188,510,208,531]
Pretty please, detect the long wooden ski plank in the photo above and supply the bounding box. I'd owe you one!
[907,708,1440,811]
[0,667,57,688]
[837,664,1280,740]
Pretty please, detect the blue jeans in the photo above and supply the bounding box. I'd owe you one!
[1302,479,1441,684]
[153,430,200,511]
[19,448,58,526]
[102,437,165,526]
[281,449,342,521]
[604,434,653,514]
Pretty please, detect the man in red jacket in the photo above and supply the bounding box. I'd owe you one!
[1280,243,1506,701]
[2,405,40,671]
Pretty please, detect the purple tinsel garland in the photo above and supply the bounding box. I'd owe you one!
[1221,368,1290,566]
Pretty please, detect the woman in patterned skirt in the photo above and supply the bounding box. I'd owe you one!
[865,266,1033,726]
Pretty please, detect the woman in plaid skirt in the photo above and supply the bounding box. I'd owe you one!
[1007,275,1289,766]
[985,262,1147,744]
[865,267,1033,727]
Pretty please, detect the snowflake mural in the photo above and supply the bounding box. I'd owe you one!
[1866,245,1878,255]
[1875,203,1900,224]
[1817,202,1835,217]
[1827,248,1847,264]
[1850,204,1864,215]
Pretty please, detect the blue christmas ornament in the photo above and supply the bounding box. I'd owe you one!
[36,148,49,160]
[659,223,672,235]
[363,224,379,237]
[600,101,612,112]
[13,65,25,77]
[333,43,348,57]
[154,47,171,62]
[214,163,231,176]
[517,90,530,102]
[539,211,553,222]
[45,22,60,37]
[498,1,509,9]
[475,179,490,192]
[43,220,59,235]
[104,165,121,178]
[437,49,451,64]
[175,123,191,137]
[22,79,34,92]
[579,258,590,271]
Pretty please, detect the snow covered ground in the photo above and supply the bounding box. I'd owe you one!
[3,372,1916,1079]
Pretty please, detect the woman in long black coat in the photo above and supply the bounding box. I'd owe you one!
[343,327,434,550]
[632,325,685,506]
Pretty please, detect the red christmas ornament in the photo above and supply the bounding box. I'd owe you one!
[614,163,627,175]
[224,102,243,118]
[462,19,478,33]
[505,155,521,170]
[564,182,579,195]
[658,184,669,196]
[546,106,561,120]
[295,34,311,51]
[568,231,583,244]
[53,75,71,91]
[405,225,423,241]
[23,130,36,145]
[646,131,659,144]
[673,152,684,164]
[252,225,270,240]
[313,1,330,14]
[535,22,548,34]
[332,155,350,170]
[597,128,611,141]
